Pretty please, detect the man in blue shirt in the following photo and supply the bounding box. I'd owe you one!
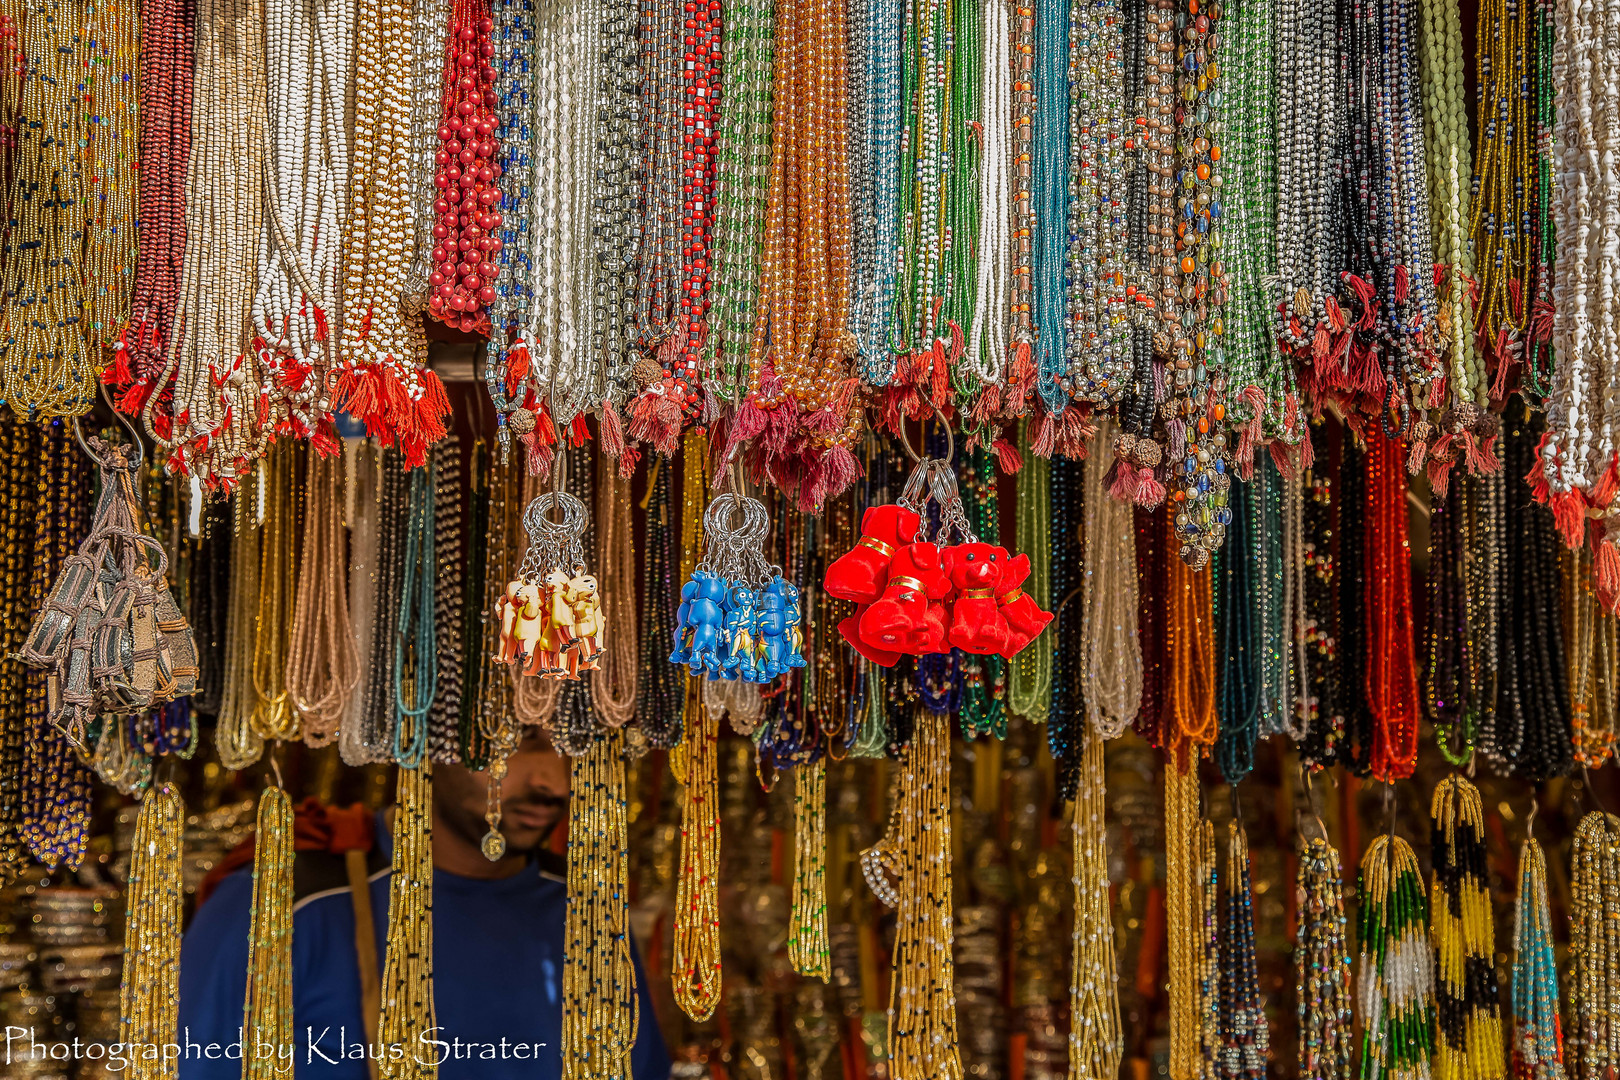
[177,732,670,1079]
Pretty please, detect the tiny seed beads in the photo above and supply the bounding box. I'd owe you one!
[561,729,638,1079]
[1295,834,1353,1080]
[1218,819,1268,1080]
[0,0,94,419]
[1510,832,1564,1080]
[1068,733,1122,1080]
[1429,775,1507,1080]
[1568,812,1620,1080]
[117,783,186,1080]
[1357,832,1436,1080]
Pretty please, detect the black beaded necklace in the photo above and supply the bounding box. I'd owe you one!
[1498,403,1571,780]
[636,457,684,749]
[1299,419,1346,770]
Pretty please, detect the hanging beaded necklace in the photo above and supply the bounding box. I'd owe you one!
[1357,832,1436,1080]
[1511,830,1564,1080]
[961,0,1012,402]
[0,0,93,419]
[1568,812,1620,1080]
[114,0,193,422]
[1068,733,1122,1080]
[1499,406,1572,779]
[1081,418,1142,737]
[852,0,902,383]
[1295,833,1353,1080]
[484,0,534,442]
[1429,776,1507,1080]
[705,0,776,405]
[1536,0,1620,545]
[83,0,138,364]
[1365,434,1421,779]
[623,0,718,448]
[729,0,862,509]
[561,730,638,1077]
[1218,819,1268,1080]
[426,0,501,335]
[253,0,352,446]
[340,0,449,468]
[1063,0,1131,409]
[1225,0,1296,462]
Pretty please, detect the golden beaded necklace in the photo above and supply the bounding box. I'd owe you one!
[1068,734,1122,1080]
[118,783,186,1080]
[788,757,831,981]
[0,0,94,418]
[671,697,722,1021]
[562,729,639,1078]
[242,782,295,1080]
[378,762,437,1079]
[883,708,961,1080]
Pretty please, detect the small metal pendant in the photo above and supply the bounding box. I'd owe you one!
[480,829,506,862]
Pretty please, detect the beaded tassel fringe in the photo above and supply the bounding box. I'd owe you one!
[118,784,186,1080]
[243,785,296,1080]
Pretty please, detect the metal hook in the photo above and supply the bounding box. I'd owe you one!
[1298,766,1330,843]
[269,744,285,791]
[1525,795,1538,841]
[1582,765,1615,827]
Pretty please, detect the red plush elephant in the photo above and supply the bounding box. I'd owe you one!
[941,543,1010,655]
[824,505,921,604]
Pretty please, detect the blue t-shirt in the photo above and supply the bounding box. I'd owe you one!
[176,822,670,1080]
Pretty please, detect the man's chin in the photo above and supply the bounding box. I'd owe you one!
[498,826,549,856]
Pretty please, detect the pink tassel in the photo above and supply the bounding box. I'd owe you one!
[1136,472,1166,509]
[598,398,627,458]
[1032,413,1057,457]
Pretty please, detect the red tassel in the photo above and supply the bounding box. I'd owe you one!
[1592,454,1620,511]
[991,436,1023,475]
[1106,458,1139,502]
[101,344,132,387]
[311,418,341,457]
[1269,439,1297,480]
[569,413,591,446]
[1550,489,1588,549]
[626,389,683,455]
[312,306,330,344]
[821,444,860,500]
[1393,264,1411,305]
[1136,471,1166,509]
[1598,541,1620,610]
[1427,457,1452,502]
[618,444,642,480]
[1462,432,1500,476]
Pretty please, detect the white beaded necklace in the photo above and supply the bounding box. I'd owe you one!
[1543,0,1618,502]
[964,0,1011,388]
[254,0,353,440]
[160,0,270,488]
[524,0,603,428]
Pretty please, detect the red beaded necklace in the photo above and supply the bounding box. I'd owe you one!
[427,0,500,335]
[1364,431,1421,779]
[110,0,194,435]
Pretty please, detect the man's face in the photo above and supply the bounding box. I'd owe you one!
[433,731,570,857]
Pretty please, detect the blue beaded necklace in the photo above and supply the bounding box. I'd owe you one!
[1032,0,1069,412]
